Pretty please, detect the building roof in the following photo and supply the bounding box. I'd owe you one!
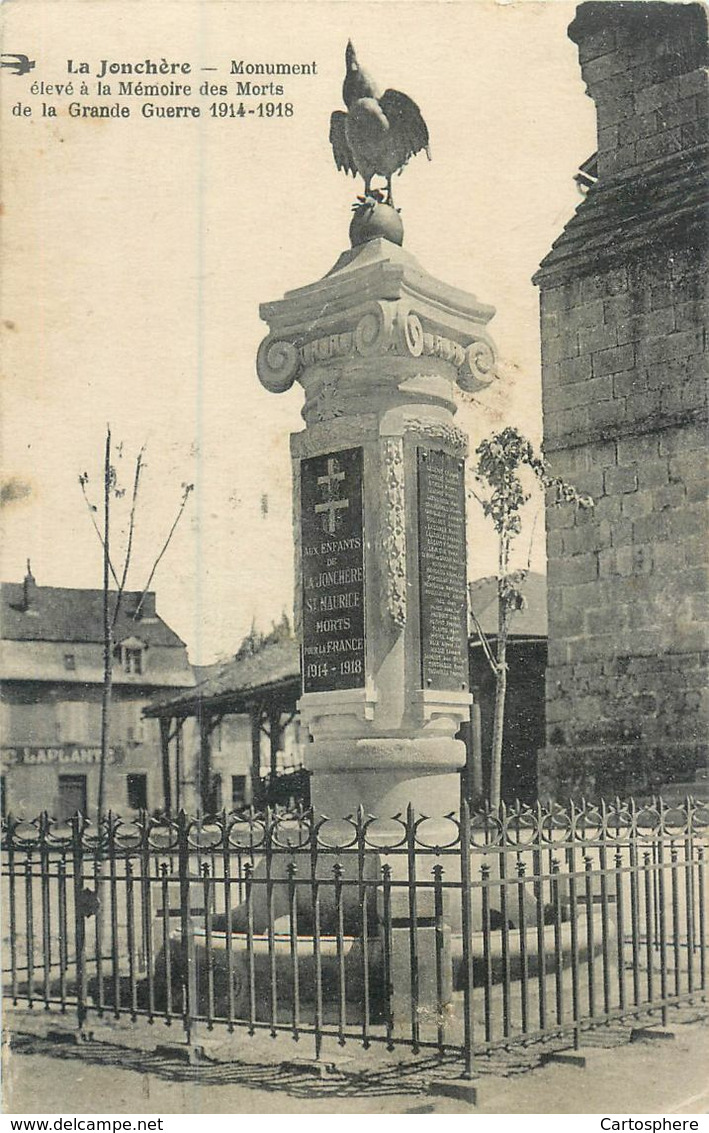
[534,145,708,286]
[0,580,185,649]
[145,637,301,718]
[468,572,547,640]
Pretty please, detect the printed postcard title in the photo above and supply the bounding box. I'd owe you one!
[5,55,319,122]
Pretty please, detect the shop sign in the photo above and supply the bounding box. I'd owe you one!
[0,745,123,768]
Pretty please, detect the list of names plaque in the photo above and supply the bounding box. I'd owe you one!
[417,447,468,691]
[301,447,365,694]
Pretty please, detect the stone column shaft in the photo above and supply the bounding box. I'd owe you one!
[258,236,498,817]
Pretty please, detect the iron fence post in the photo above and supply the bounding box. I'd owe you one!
[599,801,612,1020]
[567,833,580,1050]
[57,857,68,1013]
[334,859,347,1045]
[481,860,492,1044]
[356,806,371,1049]
[6,819,18,1005]
[23,852,34,1009]
[551,858,564,1027]
[265,808,278,1039]
[177,809,195,1045]
[39,813,52,1011]
[670,842,681,1010]
[433,861,446,1055]
[381,862,394,1052]
[459,798,475,1079]
[614,846,626,1014]
[684,821,695,997]
[697,843,706,994]
[70,812,87,1034]
[287,858,300,1041]
[309,813,323,1060]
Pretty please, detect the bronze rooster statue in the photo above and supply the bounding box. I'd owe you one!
[329,41,430,208]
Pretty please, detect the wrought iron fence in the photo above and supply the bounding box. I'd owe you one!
[2,798,707,1077]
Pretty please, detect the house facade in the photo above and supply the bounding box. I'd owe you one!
[0,569,194,820]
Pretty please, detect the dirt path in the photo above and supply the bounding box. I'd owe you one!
[2,1011,708,1115]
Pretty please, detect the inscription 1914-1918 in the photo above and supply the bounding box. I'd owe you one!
[301,447,365,694]
[417,447,468,692]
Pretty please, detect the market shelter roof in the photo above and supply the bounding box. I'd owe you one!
[468,572,547,642]
[144,638,300,720]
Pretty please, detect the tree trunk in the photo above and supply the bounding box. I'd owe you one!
[489,633,507,809]
[97,428,112,821]
[489,536,510,809]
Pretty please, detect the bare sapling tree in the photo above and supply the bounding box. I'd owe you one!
[470,426,593,809]
[79,427,193,819]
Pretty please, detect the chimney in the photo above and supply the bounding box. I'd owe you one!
[569,2,708,180]
[132,591,156,620]
[22,560,36,611]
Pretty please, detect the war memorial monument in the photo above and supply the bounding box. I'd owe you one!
[257,41,497,822]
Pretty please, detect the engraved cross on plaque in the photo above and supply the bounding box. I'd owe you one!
[315,458,349,534]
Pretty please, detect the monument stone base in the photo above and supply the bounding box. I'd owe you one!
[308,735,466,817]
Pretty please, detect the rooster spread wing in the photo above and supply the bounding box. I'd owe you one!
[329,110,358,176]
[379,89,431,169]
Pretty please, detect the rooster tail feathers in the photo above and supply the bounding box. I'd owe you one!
[329,110,357,176]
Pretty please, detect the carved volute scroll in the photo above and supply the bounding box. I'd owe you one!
[257,245,499,402]
[256,336,301,393]
[257,315,497,396]
[457,336,497,393]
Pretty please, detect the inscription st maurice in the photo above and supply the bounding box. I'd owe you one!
[301,449,365,694]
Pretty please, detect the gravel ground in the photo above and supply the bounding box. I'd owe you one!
[2,1004,708,1115]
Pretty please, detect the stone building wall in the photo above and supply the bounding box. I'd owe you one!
[534,2,708,798]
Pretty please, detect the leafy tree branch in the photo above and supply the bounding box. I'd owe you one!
[469,426,593,807]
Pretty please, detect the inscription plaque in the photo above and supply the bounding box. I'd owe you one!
[417,447,468,691]
[301,447,365,694]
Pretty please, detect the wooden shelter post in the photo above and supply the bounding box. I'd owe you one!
[250,704,263,808]
[268,703,282,781]
[159,715,172,815]
[174,718,184,813]
[198,708,213,814]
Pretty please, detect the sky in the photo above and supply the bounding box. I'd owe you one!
[0,0,596,664]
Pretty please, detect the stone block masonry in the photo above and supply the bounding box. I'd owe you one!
[534,2,708,799]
